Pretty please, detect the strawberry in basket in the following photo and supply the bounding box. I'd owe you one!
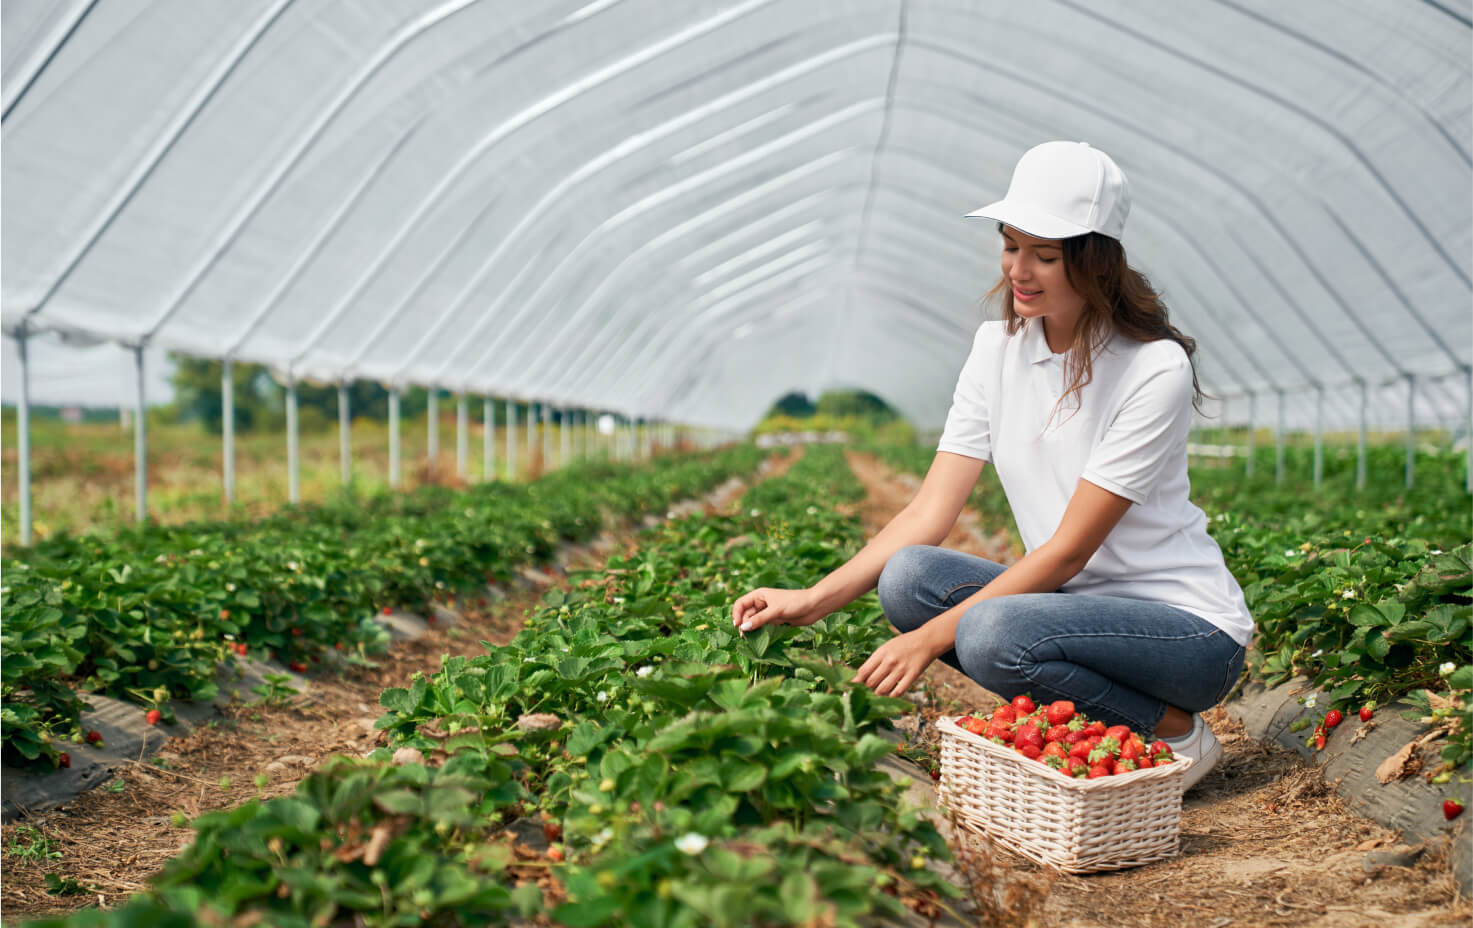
[956,696,1175,778]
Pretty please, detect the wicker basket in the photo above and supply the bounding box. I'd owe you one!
[935,715,1192,874]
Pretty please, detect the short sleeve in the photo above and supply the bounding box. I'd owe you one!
[936,324,996,461]
[1081,348,1193,504]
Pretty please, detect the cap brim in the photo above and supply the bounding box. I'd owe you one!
[964,200,1091,240]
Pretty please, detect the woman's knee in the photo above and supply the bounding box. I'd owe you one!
[953,600,1025,695]
[876,545,930,627]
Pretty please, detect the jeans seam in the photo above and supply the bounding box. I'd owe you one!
[941,582,986,606]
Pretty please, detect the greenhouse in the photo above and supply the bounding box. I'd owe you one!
[2,1,1469,925]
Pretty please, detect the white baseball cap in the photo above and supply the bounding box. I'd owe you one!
[966,141,1130,240]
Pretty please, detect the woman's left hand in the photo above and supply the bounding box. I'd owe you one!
[853,630,942,698]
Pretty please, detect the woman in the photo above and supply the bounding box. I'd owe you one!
[730,141,1253,791]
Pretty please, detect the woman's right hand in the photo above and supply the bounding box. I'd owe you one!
[731,587,828,635]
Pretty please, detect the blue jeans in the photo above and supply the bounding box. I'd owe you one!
[877,545,1247,734]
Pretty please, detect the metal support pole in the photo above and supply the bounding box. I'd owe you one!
[427,388,439,465]
[456,393,468,479]
[134,346,147,523]
[1313,386,1324,489]
[560,407,571,467]
[1405,374,1416,489]
[1357,380,1368,490]
[505,398,517,480]
[222,358,235,505]
[542,403,553,471]
[528,402,538,474]
[338,381,351,486]
[287,378,300,503]
[483,397,494,481]
[1274,389,1285,486]
[389,387,402,488]
[17,330,32,546]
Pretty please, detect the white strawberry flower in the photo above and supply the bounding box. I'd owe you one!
[675,833,709,855]
[1283,549,1296,557]
[286,561,299,571]
[1441,662,1457,676]
[592,826,614,849]
[806,506,818,515]
[613,597,624,604]
[225,583,236,592]
[749,509,761,517]
[1312,649,1323,658]
[1341,590,1355,599]
[1303,695,1317,708]
[1432,548,1444,555]
[636,665,654,678]
[596,690,610,702]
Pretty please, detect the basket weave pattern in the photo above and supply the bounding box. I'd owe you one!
[935,716,1192,874]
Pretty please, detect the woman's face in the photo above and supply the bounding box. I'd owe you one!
[1000,225,1086,342]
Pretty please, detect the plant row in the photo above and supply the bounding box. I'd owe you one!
[1,448,763,767]
[872,441,1472,773]
[34,445,959,928]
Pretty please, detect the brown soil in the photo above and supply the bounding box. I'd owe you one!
[0,457,786,922]
[845,449,1470,928]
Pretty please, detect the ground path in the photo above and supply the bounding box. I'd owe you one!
[846,449,1468,928]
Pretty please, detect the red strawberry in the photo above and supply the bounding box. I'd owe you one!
[930,769,941,781]
[1017,743,1043,760]
[1324,709,1344,729]
[991,705,1017,724]
[1087,748,1116,773]
[1116,757,1138,772]
[1010,695,1036,715]
[1046,701,1076,726]
[291,627,303,637]
[1147,740,1170,756]
[1359,705,1374,722]
[1045,724,1070,743]
[85,730,103,745]
[1065,757,1088,778]
[985,722,1013,742]
[1104,725,1132,744]
[1015,723,1044,752]
[1042,742,1069,761]
[963,717,989,736]
[146,709,162,726]
[1068,740,1094,761]
[1443,800,1464,821]
[289,661,307,673]
[543,821,563,842]
[58,752,71,769]
[219,609,230,620]
[1064,729,1086,745]
[1313,731,1326,750]
[335,642,345,651]
[1087,764,1111,779]
[1043,754,1067,770]
[1085,720,1107,737]
[1136,756,1155,768]
[383,606,393,615]
[547,846,564,862]
[1119,740,1144,762]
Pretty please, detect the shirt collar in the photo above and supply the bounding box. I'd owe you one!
[1024,320,1064,365]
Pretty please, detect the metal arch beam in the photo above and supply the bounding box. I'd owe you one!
[1203,0,1469,167]
[338,33,901,381]
[530,138,1279,405]
[608,256,974,407]
[255,15,1447,406]
[222,112,431,358]
[434,100,886,386]
[20,0,296,331]
[905,41,1426,393]
[1053,0,1471,291]
[2,0,100,123]
[635,283,963,416]
[282,0,785,375]
[520,187,984,397]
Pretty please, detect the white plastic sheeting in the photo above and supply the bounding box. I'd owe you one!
[3,0,1470,431]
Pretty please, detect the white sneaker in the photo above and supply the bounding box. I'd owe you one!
[1163,714,1221,793]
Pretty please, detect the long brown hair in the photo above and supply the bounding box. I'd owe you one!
[986,223,1208,422]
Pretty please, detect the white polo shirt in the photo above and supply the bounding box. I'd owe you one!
[937,319,1255,647]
